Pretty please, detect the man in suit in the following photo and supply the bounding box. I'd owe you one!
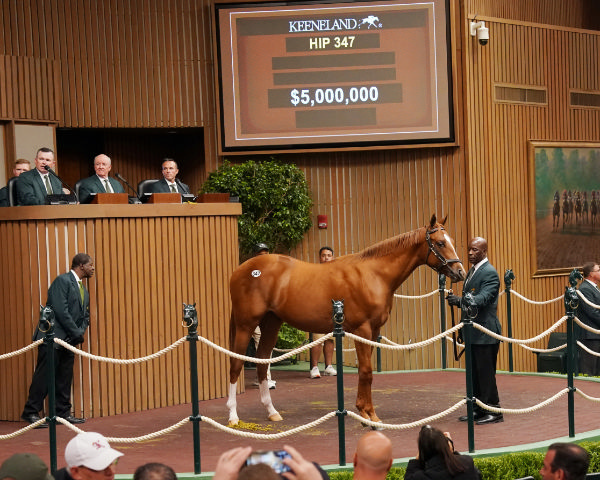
[447,237,503,425]
[577,262,600,376]
[21,253,95,427]
[16,147,63,205]
[149,158,190,194]
[0,159,31,206]
[78,154,125,203]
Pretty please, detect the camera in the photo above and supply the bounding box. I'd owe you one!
[245,450,292,474]
[469,20,489,46]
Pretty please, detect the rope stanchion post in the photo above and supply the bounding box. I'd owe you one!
[504,269,515,372]
[565,269,581,437]
[183,303,202,474]
[462,316,476,452]
[39,306,58,475]
[438,274,447,369]
[332,300,347,466]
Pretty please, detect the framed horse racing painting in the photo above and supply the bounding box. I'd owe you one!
[529,141,600,276]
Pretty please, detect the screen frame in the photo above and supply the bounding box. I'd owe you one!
[213,0,456,154]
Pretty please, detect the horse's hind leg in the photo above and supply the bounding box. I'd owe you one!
[255,316,283,421]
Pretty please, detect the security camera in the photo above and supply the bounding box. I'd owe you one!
[470,20,489,46]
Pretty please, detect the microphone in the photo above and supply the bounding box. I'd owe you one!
[115,173,142,203]
[43,165,79,203]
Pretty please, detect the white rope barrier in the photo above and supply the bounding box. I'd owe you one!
[577,340,600,358]
[394,289,446,300]
[520,343,566,353]
[0,339,43,361]
[54,337,189,364]
[352,324,462,350]
[472,316,567,344]
[575,317,600,335]
[475,388,569,414]
[576,389,600,403]
[503,290,563,305]
[577,290,600,309]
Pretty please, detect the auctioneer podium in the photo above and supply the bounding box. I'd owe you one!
[0,202,241,421]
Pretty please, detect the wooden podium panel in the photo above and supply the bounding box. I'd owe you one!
[91,193,129,204]
[0,203,241,420]
[147,193,182,204]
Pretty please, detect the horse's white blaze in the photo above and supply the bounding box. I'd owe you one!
[227,382,239,424]
[443,232,460,262]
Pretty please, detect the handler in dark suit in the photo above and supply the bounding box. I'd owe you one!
[21,253,95,426]
[149,158,190,194]
[16,147,63,205]
[78,154,125,203]
[447,237,503,425]
[577,262,600,375]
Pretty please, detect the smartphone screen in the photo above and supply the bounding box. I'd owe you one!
[245,450,291,474]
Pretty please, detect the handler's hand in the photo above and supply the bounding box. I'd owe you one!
[281,445,324,480]
[213,446,252,480]
[446,295,461,307]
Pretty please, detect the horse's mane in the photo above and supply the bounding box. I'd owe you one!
[354,227,424,260]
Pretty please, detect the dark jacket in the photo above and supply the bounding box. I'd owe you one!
[33,272,90,347]
[405,454,481,480]
[149,178,190,194]
[0,185,8,207]
[461,261,501,344]
[17,169,63,205]
[78,175,125,203]
[577,280,600,340]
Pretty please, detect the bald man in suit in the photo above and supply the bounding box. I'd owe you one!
[16,147,63,205]
[78,154,125,203]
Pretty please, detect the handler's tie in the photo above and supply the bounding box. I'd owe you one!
[79,281,84,305]
[464,267,474,287]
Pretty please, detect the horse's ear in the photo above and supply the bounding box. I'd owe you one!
[429,214,437,228]
[440,214,448,225]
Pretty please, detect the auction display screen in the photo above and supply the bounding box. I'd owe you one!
[214,0,453,152]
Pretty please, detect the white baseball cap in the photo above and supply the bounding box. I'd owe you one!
[65,432,123,470]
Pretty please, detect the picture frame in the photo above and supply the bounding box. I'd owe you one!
[529,141,600,276]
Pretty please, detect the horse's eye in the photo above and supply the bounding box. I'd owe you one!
[437,241,445,248]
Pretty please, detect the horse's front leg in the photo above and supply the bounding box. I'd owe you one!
[354,340,380,423]
[227,326,253,426]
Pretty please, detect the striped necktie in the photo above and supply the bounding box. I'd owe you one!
[104,179,112,193]
[44,175,53,194]
[170,184,177,193]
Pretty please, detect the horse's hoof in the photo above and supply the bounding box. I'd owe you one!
[269,413,283,422]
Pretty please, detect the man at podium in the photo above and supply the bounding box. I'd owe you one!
[149,158,190,194]
[78,154,125,204]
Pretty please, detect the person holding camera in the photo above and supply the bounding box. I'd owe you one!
[446,237,502,425]
[212,445,328,480]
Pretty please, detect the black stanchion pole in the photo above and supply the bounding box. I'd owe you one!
[565,269,581,438]
[504,269,515,372]
[439,274,447,369]
[332,300,347,466]
[463,318,475,452]
[183,303,202,474]
[40,306,58,475]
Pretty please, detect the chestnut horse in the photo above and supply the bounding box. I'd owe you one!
[226,215,466,425]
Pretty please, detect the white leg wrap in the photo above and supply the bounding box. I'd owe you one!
[259,381,279,418]
[226,383,239,425]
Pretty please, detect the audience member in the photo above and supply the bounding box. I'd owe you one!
[149,159,190,194]
[251,242,276,389]
[21,253,95,426]
[212,445,328,480]
[404,425,480,480]
[310,246,337,379]
[540,443,589,480]
[54,432,124,480]
[133,463,177,480]
[577,262,600,376]
[77,154,125,203]
[0,453,52,480]
[238,464,280,480]
[353,431,393,480]
[0,159,31,206]
[16,148,63,205]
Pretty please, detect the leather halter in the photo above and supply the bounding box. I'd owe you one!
[425,226,461,274]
